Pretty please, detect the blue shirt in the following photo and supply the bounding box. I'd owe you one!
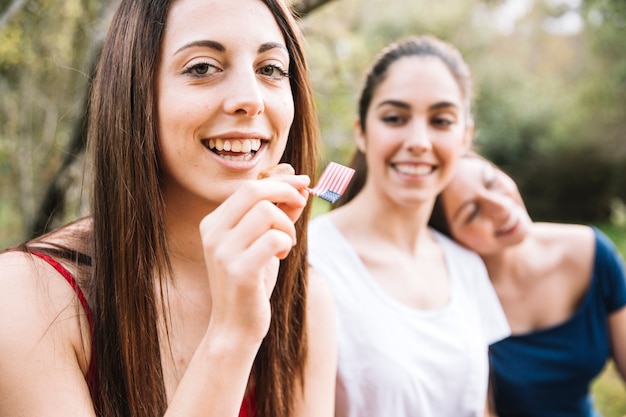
[489,227,626,417]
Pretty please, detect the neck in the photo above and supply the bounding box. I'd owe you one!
[481,228,538,285]
[163,197,216,281]
[339,186,436,254]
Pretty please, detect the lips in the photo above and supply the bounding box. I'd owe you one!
[201,138,263,161]
[496,211,519,235]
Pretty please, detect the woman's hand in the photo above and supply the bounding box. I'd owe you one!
[198,165,310,347]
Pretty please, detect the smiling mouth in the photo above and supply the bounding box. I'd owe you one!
[497,212,519,235]
[393,163,435,176]
[202,138,262,161]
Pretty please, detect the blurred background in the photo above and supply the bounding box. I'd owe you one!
[0,0,625,412]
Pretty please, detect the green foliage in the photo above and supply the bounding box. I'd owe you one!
[592,223,626,417]
[593,361,626,417]
[0,0,106,247]
[1,0,625,240]
[305,0,626,224]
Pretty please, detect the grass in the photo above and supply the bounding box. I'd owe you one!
[591,223,626,417]
[594,361,626,417]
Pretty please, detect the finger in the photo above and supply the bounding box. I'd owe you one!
[262,175,311,222]
[257,163,295,179]
[209,227,290,296]
[220,199,297,255]
[241,229,294,268]
[200,179,307,238]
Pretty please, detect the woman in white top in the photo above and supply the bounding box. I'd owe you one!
[308,35,510,417]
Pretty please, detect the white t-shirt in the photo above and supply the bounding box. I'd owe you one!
[308,215,510,417]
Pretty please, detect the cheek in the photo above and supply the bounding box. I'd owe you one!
[363,123,399,159]
[158,80,213,128]
[277,88,295,120]
[283,102,295,132]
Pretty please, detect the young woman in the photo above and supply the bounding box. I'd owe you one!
[308,35,510,417]
[429,153,626,417]
[0,1,336,416]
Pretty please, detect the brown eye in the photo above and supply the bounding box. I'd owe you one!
[192,64,210,75]
[183,62,220,77]
[432,117,454,127]
[258,64,289,80]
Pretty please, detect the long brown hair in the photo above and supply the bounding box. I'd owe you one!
[334,35,473,208]
[83,0,318,416]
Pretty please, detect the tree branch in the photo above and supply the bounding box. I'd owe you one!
[0,0,28,30]
[292,0,336,17]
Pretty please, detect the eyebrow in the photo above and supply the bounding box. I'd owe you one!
[174,40,287,56]
[376,100,461,111]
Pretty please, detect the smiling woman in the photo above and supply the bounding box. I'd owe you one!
[429,153,626,417]
[0,1,336,417]
[308,35,510,417]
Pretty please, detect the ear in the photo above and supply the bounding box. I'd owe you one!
[354,118,367,153]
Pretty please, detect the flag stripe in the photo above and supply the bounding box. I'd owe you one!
[310,162,355,202]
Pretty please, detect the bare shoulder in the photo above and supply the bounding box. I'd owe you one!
[535,222,595,259]
[533,223,596,297]
[0,251,85,349]
[0,249,94,414]
[0,249,81,309]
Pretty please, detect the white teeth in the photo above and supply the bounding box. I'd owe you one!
[221,153,253,161]
[395,164,433,176]
[206,139,261,153]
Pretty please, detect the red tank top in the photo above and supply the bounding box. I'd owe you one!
[30,251,255,416]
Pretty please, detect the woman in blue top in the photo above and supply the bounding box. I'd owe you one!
[429,152,626,416]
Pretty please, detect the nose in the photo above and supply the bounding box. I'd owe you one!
[482,191,511,220]
[223,70,265,117]
[406,120,432,153]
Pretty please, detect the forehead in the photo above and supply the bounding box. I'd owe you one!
[444,158,487,201]
[373,56,465,107]
[163,0,285,51]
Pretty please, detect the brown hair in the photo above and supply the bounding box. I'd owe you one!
[23,0,318,416]
[335,35,473,208]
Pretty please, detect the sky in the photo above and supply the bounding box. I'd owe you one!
[479,0,584,35]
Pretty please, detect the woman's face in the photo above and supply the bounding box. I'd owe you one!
[441,157,532,255]
[358,56,473,208]
[156,0,294,208]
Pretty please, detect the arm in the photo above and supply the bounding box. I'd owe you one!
[1,174,312,417]
[0,251,96,416]
[609,305,626,381]
[166,174,312,417]
[596,228,626,382]
[293,268,337,417]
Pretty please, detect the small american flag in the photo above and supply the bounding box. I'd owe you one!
[309,162,355,203]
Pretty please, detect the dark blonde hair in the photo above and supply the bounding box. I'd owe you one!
[335,35,473,208]
[23,1,318,416]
